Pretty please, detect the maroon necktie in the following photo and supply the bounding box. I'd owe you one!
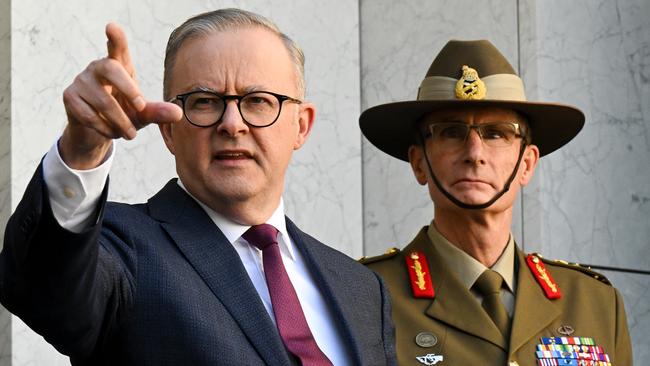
[242,224,333,366]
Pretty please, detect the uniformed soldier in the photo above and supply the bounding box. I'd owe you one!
[359,40,632,366]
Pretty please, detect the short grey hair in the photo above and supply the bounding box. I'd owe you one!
[163,8,306,100]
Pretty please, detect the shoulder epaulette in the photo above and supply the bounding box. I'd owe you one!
[358,247,400,264]
[539,254,611,286]
[405,251,435,298]
[526,253,562,299]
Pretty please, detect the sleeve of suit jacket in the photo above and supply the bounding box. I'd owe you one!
[0,163,134,359]
[376,272,397,366]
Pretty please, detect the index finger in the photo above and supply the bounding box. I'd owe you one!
[105,23,134,76]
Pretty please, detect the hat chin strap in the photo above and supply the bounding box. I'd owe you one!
[417,133,526,210]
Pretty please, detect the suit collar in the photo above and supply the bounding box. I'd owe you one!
[286,218,363,365]
[175,180,296,260]
[407,227,508,350]
[148,180,293,366]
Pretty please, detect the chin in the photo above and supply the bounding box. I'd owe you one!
[461,197,495,205]
[208,183,258,203]
[181,174,255,204]
[450,190,497,204]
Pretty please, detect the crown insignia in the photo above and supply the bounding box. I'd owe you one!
[454,65,487,100]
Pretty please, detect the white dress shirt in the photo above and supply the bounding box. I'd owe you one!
[42,140,352,366]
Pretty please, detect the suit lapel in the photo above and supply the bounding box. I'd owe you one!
[148,180,291,366]
[509,248,561,354]
[285,219,364,365]
[407,228,508,350]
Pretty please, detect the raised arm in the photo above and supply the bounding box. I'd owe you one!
[0,24,181,360]
[60,23,181,169]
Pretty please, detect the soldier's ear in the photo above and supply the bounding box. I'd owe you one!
[408,145,428,185]
[519,144,539,186]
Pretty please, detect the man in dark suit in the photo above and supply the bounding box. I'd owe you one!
[359,40,631,365]
[0,9,395,365]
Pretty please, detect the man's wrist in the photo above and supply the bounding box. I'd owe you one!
[58,125,113,170]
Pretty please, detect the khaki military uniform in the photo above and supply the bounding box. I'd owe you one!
[363,227,632,366]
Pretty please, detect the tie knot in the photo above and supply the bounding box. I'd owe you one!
[242,224,279,251]
[474,269,504,295]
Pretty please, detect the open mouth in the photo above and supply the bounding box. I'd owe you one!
[214,150,253,160]
[216,153,248,159]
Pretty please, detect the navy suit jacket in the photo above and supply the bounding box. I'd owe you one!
[0,166,396,365]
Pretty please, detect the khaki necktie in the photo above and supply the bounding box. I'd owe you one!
[474,269,511,340]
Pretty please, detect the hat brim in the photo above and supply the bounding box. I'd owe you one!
[359,99,585,161]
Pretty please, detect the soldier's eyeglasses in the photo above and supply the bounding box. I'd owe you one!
[427,121,525,149]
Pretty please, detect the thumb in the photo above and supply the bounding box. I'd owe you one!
[135,102,183,128]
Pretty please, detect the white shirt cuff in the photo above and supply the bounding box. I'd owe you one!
[42,140,114,233]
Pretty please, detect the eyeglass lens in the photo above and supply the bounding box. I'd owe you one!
[429,122,521,148]
[183,91,282,127]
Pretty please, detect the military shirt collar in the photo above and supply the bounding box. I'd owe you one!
[427,222,516,293]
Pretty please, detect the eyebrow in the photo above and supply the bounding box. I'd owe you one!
[195,85,218,93]
[187,84,269,95]
[240,85,267,94]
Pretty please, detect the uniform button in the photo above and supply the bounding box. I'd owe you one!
[415,331,437,347]
[63,186,76,198]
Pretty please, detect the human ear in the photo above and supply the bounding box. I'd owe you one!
[519,144,540,186]
[159,122,176,155]
[408,145,428,185]
[293,102,316,150]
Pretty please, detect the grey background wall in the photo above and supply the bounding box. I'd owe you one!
[0,0,647,364]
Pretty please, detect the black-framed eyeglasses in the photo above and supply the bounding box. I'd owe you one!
[427,121,526,149]
[169,90,302,128]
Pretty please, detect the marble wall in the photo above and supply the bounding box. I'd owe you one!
[518,0,650,267]
[0,0,11,363]
[1,0,648,364]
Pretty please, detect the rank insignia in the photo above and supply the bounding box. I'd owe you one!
[526,254,562,299]
[454,65,487,100]
[557,325,575,336]
[416,353,443,365]
[406,251,435,298]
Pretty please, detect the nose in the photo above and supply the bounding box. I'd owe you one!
[216,99,249,137]
[463,127,486,165]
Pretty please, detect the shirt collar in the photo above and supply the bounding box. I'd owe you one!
[490,233,516,292]
[427,222,516,293]
[176,179,295,260]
